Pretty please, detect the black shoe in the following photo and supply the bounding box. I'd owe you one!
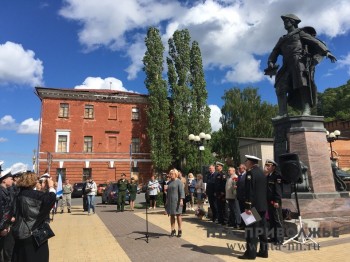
[177,230,182,237]
[238,255,255,260]
[60,210,63,214]
[274,241,283,245]
[170,229,176,237]
[68,209,71,213]
[257,253,268,258]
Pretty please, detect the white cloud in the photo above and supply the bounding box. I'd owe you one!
[0,115,18,130]
[0,137,8,142]
[74,77,135,92]
[59,0,350,84]
[337,52,350,75]
[17,118,40,134]
[0,115,39,134]
[209,104,222,132]
[0,42,43,86]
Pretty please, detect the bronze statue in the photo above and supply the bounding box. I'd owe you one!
[265,14,337,118]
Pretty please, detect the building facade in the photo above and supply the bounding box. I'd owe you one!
[35,87,152,184]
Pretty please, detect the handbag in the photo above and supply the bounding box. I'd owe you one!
[24,220,55,247]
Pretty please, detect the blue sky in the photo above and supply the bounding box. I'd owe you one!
[1,0,350,170]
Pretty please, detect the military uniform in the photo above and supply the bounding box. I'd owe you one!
[214,171,226,225]
[117,177,129,212]
[267,169,284,244]
[241,155,268,260]
[61,182,73,213]
[0,168,15,262]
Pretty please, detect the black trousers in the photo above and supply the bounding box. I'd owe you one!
[244,211,268,259]
[0,231,15,262]
[216,198,225,224]
[268,205,284,242]
[208,194,217,221]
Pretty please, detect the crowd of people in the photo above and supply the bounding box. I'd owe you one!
[0,155,284,261]
[149,155,284,260]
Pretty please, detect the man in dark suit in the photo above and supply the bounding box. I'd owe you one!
[205,165,217,222]
[238,155,268,260]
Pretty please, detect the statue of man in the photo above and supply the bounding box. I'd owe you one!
[265,14,337,118]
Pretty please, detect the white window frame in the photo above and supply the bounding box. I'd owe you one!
[55,130,71,153]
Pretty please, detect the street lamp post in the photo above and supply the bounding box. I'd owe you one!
[188,132,211,175]
[32,149,36,173]
[326,130,341,161]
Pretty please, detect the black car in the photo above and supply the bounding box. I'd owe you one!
[72,182,85,198]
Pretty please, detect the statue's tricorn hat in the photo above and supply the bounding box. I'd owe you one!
[281,14,301,24]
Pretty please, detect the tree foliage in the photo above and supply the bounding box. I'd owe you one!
[167,29,211,173]
[220,87,278,165]
[317,80,350,121]
[143,27,172,172]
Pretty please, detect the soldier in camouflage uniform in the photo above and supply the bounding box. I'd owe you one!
[117,174,129,212]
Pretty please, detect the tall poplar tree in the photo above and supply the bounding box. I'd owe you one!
[187,41,211,173]
[167,29,192,170]
[167,29,211,173]
[143,27,172,173]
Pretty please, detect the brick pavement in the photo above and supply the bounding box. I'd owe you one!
[49,203,350,262]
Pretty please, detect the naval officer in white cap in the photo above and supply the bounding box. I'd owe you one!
[238,155,268,260]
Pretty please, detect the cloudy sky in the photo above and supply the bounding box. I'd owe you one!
[1,0,350,169]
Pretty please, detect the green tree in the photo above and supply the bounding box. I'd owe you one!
[143,27,172,173]
[317,80,350,121]
[187,41,212,173]
[220,87,278,164]
[167,29,192,171]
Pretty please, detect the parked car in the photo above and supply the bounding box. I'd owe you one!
[72,182,85,198]
[101,183,130,204]
[97,183,108,196]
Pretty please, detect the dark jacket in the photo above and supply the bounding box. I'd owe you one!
[244,165,267,212]
[0,186,13,230]
[267,170,283,204]
[205,171,217,196]
[214,171,226,199]
[12,188,56,239]
[236,172,246,201]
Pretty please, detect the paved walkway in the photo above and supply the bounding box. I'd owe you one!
[49,203,350,262]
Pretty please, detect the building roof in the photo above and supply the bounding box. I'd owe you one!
[35,87,149,104]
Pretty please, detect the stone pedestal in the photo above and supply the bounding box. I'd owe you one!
[272,115,336,193]
[273,116,350,229]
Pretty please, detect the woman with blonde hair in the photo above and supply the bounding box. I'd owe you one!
[166,169,185,237]
[11,172,56,262]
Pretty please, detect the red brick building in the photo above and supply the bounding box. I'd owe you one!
[324,120,350,170]
[35,87,152,184]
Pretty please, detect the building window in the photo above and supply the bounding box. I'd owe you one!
[132,107,139,120]
[55,130,70,153]
[84,136,93,152]
[84,105,94,119]
[59,103,69,118]
[109,106,118,120]
[83,168,92,181]
[56,168,66,182]
[57,135,68,152]
[131,138,140,153]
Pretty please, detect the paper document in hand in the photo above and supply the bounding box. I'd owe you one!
[240,207,261,226]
